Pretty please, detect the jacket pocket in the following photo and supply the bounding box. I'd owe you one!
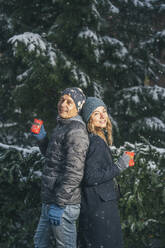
[95,181,117,201]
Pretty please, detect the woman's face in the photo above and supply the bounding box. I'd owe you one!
[90,106,108,129]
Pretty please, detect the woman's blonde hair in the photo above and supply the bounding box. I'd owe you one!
[87,115,113,146]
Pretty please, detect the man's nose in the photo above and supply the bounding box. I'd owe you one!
[61,100,67,106]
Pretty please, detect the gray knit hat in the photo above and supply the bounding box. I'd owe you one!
[61,87,86,112]
[82,97,107,123]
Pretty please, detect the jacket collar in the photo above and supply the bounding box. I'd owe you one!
[57,114,85,126]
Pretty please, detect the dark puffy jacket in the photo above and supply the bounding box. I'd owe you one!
[38,115,89,207]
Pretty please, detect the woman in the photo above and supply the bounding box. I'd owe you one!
[78,97,130,248]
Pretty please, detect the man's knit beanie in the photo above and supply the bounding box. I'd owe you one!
[82,97,107,123]
[61,87,86,112]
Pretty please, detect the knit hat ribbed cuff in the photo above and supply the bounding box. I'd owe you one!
[82,97,107,123]
[61,87,86,112]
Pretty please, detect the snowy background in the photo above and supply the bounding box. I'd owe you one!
[0,0,165,247]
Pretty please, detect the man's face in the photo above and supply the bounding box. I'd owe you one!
[58,94,78,119]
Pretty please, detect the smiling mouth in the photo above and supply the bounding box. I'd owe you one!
[99,121,106,125]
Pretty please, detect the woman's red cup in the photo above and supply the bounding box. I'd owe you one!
[125,151,135,166]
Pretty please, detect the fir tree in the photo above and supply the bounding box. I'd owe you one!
[0,2,165,247]
[1,0,164,146]
[0,141,164,247]
[113,85,165,147]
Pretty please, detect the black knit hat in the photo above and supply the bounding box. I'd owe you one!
[82,97,107,123]
[61,87,86,112]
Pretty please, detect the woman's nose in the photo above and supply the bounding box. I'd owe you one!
[100,113,104,119]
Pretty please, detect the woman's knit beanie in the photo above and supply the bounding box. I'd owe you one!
[61,87,86,113]
[82,97,107,123]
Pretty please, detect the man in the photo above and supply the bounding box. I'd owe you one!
[32,87,89,248]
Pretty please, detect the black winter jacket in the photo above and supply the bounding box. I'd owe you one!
[82,133,120,201]
[38,115,89,207]
[78,134,123,248]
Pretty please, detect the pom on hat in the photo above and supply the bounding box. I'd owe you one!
[61,87,86,112]
[82,97,107,123]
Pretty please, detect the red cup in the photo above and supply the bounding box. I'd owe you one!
[125,151,135,166]
[31,119,43,134]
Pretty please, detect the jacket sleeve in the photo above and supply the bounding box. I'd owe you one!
[55,127,89,206]
[83,136,120,186]
[38,136,49,156]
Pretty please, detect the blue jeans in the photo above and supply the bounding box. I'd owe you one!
[34,203,80,248]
